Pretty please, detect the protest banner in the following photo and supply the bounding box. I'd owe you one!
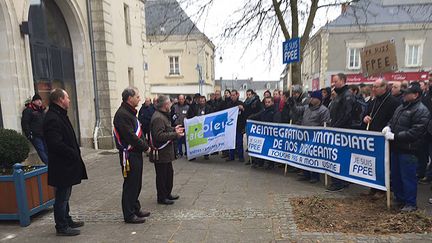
[185,107,239,159]
[246,120,389,191]
[360,40,397,77]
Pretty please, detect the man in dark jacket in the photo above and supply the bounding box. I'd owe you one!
[383,83,430,212]
[21,94,48,164]
[113,87,151,224]
[249,96,281,169]
[138,97,155,141]
[363,79,400,132]
[362,79,400,197]
[43,89,87,236]
[172,95,189,157]
[419,73,432,183]
[226,90,246,162]
[290,85,310,124]
[327,73,355,192]
[244,89,263,119]
[186,96,212,160]
[150,95,184,205]
[213,90,223,112]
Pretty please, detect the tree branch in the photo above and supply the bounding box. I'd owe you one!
[301,0,319,53]
[272,0,291,40]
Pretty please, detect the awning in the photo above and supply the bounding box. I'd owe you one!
[331,72,429,84]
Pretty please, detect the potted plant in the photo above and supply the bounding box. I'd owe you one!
[0,128,55,227]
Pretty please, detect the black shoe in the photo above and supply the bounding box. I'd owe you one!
[326,184,346,192]
[125,215,146,224]
[56,227,80,236]
[244,161,251,165]
[168,194,180,200]
[296,176,309,181]
[204,156,210,160]
[221,154,229,158]
[238,158,245,162]
[158,199,174,205]
[225,158,235,162]
[309,178,319,184]
[68,220,84,228]
[188,158,196,161]
[135,210,151,218]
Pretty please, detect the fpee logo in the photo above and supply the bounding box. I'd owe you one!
[187,112,234,148]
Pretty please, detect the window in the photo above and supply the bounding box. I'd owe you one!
[124,3,131,45]
[169,56,180,75]
[405,39,424,67]
[346,41,365,70]
[128,67,134,86]
[347,48,360,69]
[311,49,317,73]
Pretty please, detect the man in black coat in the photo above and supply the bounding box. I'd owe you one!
[43,89,87,236]
[138,97,155,141]
[362,79,400,197]
[383,83,430,212]
[186,96,212,160]
[327,73,355,192]
[226,90,246,162]
[21,94,48,164]
[114,87,151,224]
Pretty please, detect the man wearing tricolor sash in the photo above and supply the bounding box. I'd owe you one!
[150,95,185,205]
[113,87,151,224]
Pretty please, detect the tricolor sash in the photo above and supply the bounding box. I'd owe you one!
[113,119,142,178]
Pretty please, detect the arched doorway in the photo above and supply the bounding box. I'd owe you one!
[28,0,80,139]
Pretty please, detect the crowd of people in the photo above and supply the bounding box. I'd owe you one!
[19,71,432,236]
[137,71,432,213]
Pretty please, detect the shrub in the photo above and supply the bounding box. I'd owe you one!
[0,129,30,169]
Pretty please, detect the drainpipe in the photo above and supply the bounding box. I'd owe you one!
[87,0,100,150]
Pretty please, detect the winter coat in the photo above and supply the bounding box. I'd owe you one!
[172,103,189,126]
[113,102,150,153]
[227,99,247,133]
[388,98,430,154]
[329,85,355,129]
[187,104,212,119]
[250,106,281,123]
[290,92,310,124]
[43,103,88,187]
[138,104,155,132]
[213,98,224,112]
[150,110,178,163]
[244,95,263,120]
[21,104,45,138]
[291,104,330,127]
[364,90,400,132]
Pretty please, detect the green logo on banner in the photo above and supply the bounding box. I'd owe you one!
[187,123,208,147]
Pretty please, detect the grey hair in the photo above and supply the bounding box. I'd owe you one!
[156,95,170,109]
[292,85,303,94]
[122,87,138,102]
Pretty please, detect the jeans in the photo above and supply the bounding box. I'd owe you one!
[303,171,320,181]
[54,186,72,230]
[391,152,418,207]
[177,136,186,156]
[229,131,244,160]
[31,137,48,164]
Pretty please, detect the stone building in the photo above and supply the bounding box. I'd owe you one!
[145,0,215,98]
[301,0,432,90]
[0,0,148,148]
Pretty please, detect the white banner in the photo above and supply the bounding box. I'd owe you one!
[184,107,239,159]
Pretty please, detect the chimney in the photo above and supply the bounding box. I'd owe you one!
[341,3,348,14]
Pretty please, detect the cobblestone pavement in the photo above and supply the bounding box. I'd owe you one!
[1,148,432,242]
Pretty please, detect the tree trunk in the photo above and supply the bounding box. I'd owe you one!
[291,62,302,86]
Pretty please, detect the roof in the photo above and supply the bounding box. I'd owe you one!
[327,0,432,27]
[145,0,203,36]
[215,79,281,92]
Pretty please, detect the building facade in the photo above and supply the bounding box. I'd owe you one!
[302,0,432,90]
[215,79,282,100]
[0,0,148,148]
[145,0,215,98]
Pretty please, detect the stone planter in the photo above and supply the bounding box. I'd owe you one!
[0,163,55,227]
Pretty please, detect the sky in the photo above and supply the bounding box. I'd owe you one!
[181,0,342,81]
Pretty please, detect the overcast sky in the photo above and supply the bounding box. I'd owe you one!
[181,0,342,81]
